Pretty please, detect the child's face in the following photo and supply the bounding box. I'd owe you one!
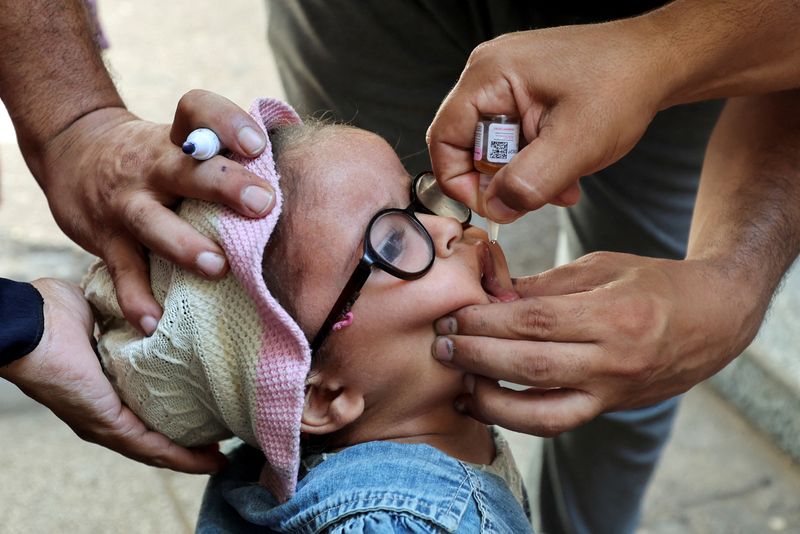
[292,128,513,435]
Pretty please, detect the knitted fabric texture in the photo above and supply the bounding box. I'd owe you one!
[83,98,310,502]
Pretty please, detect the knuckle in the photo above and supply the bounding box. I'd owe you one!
[73,427,97,443]
[467,41,492,65]
[499,172,545,211]
[514,300,556,338]
[151,152,182,189]
[222,166,256,197]
[534,415,564,438]
[613,291,667,341]
[513,353,551,382]
[614,349,657,384]
[165,231,199,263]
[459,339,490,370]
[578,251,614,269]
[177,89,208,114]
[122,200,151,235]
[105,250,136,282]
[455,305,487,333]
[145,453,169,469]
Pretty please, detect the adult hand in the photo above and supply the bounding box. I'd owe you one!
[35,90,273,334]
[428,0,800,223]
[0,278,226,473]
[431,252,764,436]
[427,21,670,222]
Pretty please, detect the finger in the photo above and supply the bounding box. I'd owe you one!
[104,235,163,335]
[103,407,227,474]
[463,376,600,437]
[426,89,483,211]
[485,241,518,302]
[511,253,622,298]
[121,197,229,281]
[157,150,275,218]
[438,170,482,215]
[477,178,580,221]
[171,89,266,157]
[438,294,603,342]
[485,108,594,222]
[433,335,594,388]
[550,182,581,207]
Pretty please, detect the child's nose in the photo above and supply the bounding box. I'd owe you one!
[417,213,463,258]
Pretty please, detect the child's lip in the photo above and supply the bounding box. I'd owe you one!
[479,241,519,303]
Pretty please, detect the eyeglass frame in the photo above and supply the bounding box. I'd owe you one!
[411,171,472,225]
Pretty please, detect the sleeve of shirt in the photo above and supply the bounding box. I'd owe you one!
[0,278,45,366]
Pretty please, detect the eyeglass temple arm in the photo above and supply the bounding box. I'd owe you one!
[310,259,373,352]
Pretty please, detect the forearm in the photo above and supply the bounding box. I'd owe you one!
[0,0,124,177]
[688,91,800,342]
[641,0,800,107]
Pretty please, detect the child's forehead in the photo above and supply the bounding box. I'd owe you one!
[305,129,410,199]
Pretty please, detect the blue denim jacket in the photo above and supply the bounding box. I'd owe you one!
[197,437,533,533]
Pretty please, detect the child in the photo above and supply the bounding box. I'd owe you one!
[84,98,532,533]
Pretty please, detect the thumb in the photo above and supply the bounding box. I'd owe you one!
[484,109,593,222]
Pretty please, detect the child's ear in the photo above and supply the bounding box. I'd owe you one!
[301,375,364,435]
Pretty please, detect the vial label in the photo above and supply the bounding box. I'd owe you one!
[486,122,519,163]
[473,122,484,161]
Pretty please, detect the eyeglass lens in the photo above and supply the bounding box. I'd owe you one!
[414,172,471,224]
[369,211,433,274]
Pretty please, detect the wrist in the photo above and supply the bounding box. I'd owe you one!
[686,254,772,353]
[29,106,135,194]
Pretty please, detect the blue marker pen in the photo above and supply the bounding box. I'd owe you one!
[182,128,222,160]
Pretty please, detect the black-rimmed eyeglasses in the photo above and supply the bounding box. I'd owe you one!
[310,172,471,352]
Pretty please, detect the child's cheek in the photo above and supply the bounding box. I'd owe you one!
[418,270,489,316]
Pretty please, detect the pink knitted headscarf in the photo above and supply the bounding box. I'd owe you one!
[84,98,311,502]
[221,98,310,500]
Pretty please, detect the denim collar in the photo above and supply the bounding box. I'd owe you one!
[224,441,476,533]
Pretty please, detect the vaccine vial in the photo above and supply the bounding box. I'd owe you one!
[473,114,520,176]
[474,114,520,242]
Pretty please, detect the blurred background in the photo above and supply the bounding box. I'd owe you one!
[1,1,798,532]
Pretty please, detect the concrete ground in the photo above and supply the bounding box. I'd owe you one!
[1,1,799,532]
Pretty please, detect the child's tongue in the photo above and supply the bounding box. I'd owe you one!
[481,241,519,303]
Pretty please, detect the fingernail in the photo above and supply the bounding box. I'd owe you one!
[464,374,475,394]
[499,291,519,303]
[237,126,266,156]
[140,315,159,336]
[242,186,274,216]
[487,197,520,221]
[434,316,457,335]
[432,336,453,361]
[197,251,226,277]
